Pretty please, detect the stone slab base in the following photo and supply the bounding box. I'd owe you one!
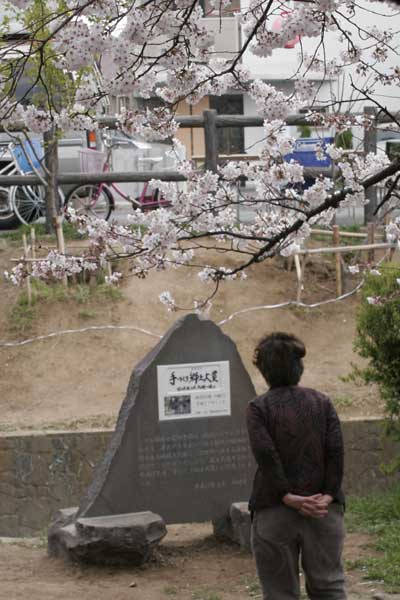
[213,502,251,553]
[48,508,166,565]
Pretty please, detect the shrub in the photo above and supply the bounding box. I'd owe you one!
[352,264,400,445]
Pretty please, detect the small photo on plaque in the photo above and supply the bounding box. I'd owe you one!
[158,361,231,421]
[164,394,191,416]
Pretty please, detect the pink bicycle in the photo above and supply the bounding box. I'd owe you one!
[64,134,170,220]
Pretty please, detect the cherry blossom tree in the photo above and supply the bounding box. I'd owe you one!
[2,0,400,308]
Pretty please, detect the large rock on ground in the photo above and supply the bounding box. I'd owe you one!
[230,502,252,552]
[48,508,166,565]
[213,502,252,553]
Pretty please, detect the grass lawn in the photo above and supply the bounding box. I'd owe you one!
[346,485,400,592]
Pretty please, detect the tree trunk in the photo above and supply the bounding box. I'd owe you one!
[363,106,378,224]
[43,128,66,268]
[43,127,60,234]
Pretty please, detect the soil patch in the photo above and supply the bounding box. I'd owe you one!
[0,525,385,600]
[0,237,393,431]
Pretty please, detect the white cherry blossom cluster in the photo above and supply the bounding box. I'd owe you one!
[0,100,26,128]
[4,263,27,286]
[0,99,96,132]
[386,217,400,243]
[294,80,315,102]
[118,107,178,141]
[325,145,345,161]
[75,79,100,109]
[53,21,105,71]
[249,81,293,121]
[120,8,154,45]
[340,47,363,65]
[56,106,96,132]
[105,271,123,285]
[260,121,295,158]
[65,0,119,18]
[308,111,375,133]
[249,3,328,58]
[24,106,53,134]
[301,54,341,77]
[372,44,389,64]
[5,251,99,286]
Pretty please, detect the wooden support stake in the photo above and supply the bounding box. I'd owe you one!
[367,222,375,264]
[30,227,36,259]
[22,233,32,306]
[294,254,304,302]
[54,216,68,286]
[333,225,342,297]
[286,255,294,272]
[384,213,390,240]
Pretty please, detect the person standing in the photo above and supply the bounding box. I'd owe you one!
[246,332,346,600]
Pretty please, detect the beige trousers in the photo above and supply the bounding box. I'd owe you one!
[251,504,347,600]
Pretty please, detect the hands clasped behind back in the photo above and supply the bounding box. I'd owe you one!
[282,493,334,518]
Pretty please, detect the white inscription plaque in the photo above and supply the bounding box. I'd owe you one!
[157,361,231,421]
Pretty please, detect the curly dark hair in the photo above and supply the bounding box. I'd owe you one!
[253,332,306,388]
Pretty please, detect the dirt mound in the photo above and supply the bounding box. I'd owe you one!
[0,237,386,431]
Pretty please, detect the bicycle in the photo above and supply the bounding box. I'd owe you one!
[64,132,171,220]
[0,145,22,229]
[8,137,64,226]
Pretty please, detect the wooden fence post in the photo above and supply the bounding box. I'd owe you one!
[22,233,32,306]
[43,127,60,235]
[54,215,68,286]
[294,254,304,302]
[333,225,342,297]
[30,227,36,259]
[367,222,375,264]
[203,109,219,173]
[363,106,378,224]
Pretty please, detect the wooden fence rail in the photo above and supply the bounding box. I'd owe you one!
[1,109,398,133]
[295,235,397,301]
[0,170,186,187]
[297,242,394,255]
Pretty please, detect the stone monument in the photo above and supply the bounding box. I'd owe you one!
[48,313,256,563]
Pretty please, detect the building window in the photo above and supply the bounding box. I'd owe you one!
[209,95,244,156]
[117,96,130,112]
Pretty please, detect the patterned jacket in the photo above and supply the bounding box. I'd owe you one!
[246,385,345,511]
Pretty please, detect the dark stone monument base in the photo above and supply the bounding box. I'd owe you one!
[48,508,166,565]
[213,502,251,553]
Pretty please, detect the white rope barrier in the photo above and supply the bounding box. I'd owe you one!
[217,280,364,326]
[0,324,162,348]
